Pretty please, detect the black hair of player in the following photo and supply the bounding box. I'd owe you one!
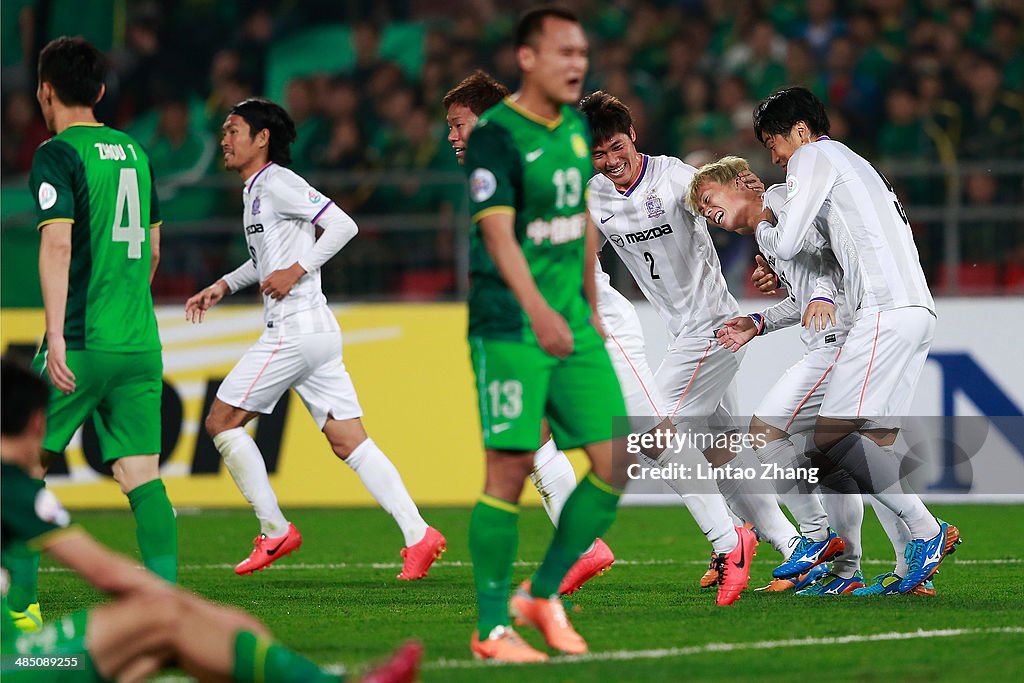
[753,86,830,144]
[515,5,580,48]
[37,36,107,108]
[579,91,633,146]
[1,359,50,436]
[443,70,510,116]
[229,97,297,166]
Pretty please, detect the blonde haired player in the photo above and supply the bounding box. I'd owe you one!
[185,97,445,580]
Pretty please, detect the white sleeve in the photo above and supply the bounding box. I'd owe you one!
[759,296,801,334]
[297,203,358,274]
[223,259,258,293]
[754,145,837,260]
[809,260,840,304]
[267,173,335,222]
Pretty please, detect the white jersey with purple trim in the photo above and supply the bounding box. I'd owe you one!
[588,155,739,339]
[754,138,934,319]
[755,184,851,352]
[241,162,338,327]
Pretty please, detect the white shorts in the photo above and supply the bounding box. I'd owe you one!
[656,336,743,435]
[217,327,363,429]
[819,306,935,429]
[602,305,666,434]
[756,346,842,435]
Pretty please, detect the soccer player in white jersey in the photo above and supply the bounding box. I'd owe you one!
[748,87,959,593]
[693,156,940,596]
[184,98,446,580]
[580,92,801,574]
[444,72,754,606]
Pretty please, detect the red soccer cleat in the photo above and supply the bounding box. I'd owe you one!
[234,523,303,575]
[716,525,758,606]
[559,538,615,595]
[358,640,423,683]
[397,526,446,580]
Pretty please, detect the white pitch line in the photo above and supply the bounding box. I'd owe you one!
[38,557,1021,573]
[422,626,1024,670]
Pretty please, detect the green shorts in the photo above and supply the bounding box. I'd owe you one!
[31,349,162,461]
[469,327,627,451]
[2,610,102,682]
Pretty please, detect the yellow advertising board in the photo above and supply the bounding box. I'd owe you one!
[1,304,566,509]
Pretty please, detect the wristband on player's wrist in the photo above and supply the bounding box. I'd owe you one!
[809,297,834,306]
[748,313,767,335]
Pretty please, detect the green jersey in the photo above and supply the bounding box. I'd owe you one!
[29,123,162,353]
[1,463,74,647]
[464,98,594,341]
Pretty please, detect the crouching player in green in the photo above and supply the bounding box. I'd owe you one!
[464,7,631,662]
[0,359,422,683]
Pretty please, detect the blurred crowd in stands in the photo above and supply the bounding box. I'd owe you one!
[2,0,1022,295]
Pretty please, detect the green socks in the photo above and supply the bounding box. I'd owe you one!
[5,542,40,611]
[233,630,340,683]
[531,472,622,598]
[469,495,520,636]
[126,479,178,583]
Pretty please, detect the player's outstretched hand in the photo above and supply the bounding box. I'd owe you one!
[752,255,778,295]
[44,333,76,394]
[531,305,574,359]
[185,280,228,324]
[802,299,836,332]
[716,316,757,352]
[736,169,765,194]
[260,263,306,300]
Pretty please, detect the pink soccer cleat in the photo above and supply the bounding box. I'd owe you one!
[397,526,446,580]
[559,538,615,595]
[235,523,303,575]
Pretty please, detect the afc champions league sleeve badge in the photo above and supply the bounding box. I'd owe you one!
[645,190,665,219]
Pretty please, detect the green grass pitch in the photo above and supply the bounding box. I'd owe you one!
[41,504,1024,681]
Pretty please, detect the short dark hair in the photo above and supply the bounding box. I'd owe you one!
[579,91,632,146]
[37,36,107,108]
[515,6,580,48]
[1,359,50,437]
[229,97,297,166]
[442,70,510,116]
[752,86,831,143]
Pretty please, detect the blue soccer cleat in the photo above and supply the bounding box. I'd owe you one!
[773,528,846,579]
[899,520,960,594]
[795,570,864,595]
[851,572,902,596]
[758,562,828,592]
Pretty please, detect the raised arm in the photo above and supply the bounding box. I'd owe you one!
[755,145,836,260]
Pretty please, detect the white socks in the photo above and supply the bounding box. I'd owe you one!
[868,494,912,576]
[716,448,798,558]
[214,427,290,537]
[819,493,864,579]
[529,439,578,525]
[756,438,829,541]
[827,433,940,540]
[345,438,428,547]
[650,445,738,555]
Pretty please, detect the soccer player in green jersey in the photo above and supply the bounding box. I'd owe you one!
[463,7,630,662]
[20,36,177,620]
[0,359,422,683]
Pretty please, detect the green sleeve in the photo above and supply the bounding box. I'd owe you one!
[464,120,519,222]
[28,139,79,230]
[148,161,162,227]
[0,474,71,548]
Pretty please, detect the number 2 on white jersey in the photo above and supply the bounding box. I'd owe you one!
[112,168,145,259]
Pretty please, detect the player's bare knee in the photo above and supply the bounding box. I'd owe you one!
[813,417,857,453]
[749,417,787,448]
[483,450,533,501]
[112,456,160,494]
[324,416,368,460]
